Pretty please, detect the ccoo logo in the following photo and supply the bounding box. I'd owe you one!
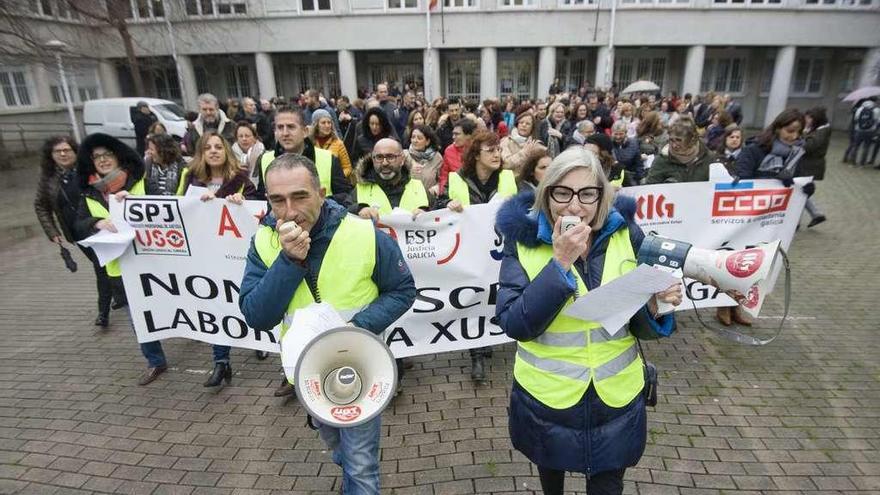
[636,194,675,220]
[330,405,362,422]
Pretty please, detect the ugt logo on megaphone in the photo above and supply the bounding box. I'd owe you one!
[725,248,765,278]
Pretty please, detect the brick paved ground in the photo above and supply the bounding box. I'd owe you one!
[0,134,878,494]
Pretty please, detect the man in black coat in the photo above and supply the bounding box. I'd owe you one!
[132,101,157,156]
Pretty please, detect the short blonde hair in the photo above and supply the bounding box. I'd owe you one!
[533,147,613,231]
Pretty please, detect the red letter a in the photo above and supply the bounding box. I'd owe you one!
[218,205,242,238]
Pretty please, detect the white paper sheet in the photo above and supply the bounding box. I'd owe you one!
[184,185,209,197]
[77,222,136,267]
[280,303,349,381]
[563,264,680,335]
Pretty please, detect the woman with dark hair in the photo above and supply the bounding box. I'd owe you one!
[481,100,509,138]
[232,120,265,184]
[404,124,443,196]
[517,148,552,193]
[402,109,426,149]
[800,106,831,228]
[74,134,170,385]
[569,103,590,132]
[704,110,734,150]
[34,136,115,326]
[714,125,744,173]
[438,129,518,383]
[145,133,188,196]
[352,106,399,164]
[735,108,806,182]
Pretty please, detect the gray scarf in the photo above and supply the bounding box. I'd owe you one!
[757,139,804,181]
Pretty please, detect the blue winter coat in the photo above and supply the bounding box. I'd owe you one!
[494,191,675,474]
[239,199,416,335]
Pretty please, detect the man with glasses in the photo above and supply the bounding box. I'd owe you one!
[610,120,643,186]
[351,138,430,221]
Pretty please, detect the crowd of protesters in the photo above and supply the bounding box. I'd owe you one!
[31,78,859,495]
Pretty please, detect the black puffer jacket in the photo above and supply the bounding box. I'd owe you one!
[74,133,145,239]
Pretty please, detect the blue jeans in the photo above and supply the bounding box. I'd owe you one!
[138,342,229,367]
[318,416,381,495]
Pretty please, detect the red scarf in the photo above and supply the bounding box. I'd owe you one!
[88,169,129,200]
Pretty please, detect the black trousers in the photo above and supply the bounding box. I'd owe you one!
[538,466,625,495]
[78,246,116,317]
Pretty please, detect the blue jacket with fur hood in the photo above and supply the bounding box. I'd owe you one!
[494,190,674,474]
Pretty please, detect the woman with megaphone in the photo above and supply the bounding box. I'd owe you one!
[495,147,681,495]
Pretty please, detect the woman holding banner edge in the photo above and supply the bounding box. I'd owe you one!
[494,147,681,495]
[175,131,260,387]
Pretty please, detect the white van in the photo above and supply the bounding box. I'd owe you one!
[83,97,188,148]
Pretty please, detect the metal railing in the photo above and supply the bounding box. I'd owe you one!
[0,122,78,155]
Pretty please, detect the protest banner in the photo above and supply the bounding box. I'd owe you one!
[111,178,808,357]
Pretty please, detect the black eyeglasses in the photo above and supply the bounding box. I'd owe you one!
[548,185,602,205]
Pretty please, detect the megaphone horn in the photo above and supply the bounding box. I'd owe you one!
[637,235,783,317]
[294,326,398,428]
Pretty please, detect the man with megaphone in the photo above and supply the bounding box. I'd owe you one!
[239,147,416,495]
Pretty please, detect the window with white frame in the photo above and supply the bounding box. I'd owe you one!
[31,0,81,19]
[226,65,251,97]
[446,59,480,103]
[0,69,34,107]
[153,68,181,101]
[839,61,860,94]
[445,0,477,7]
[126,0,165,19]
[555,57,589,92]
[559,0,593,5]
[302,0,332,12]
[713,0,781,5]
[297,64,340,98]
[186,0,247,16]
[194,66,210,95]
[804,0,873,6]
[621,0,689,5]
[791,57,825,95]
[500,0,535,7]
[701,57,746,93]
[387,0,418,8]
[50,66,101,104]
[614,56,666,90]
[760,58,774,94]
[499,59,533,100]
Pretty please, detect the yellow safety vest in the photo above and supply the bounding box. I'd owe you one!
[447,169,517,207]
[253,214,378,345]
[85,178,145,278]
[355,179,429,215]
[610,170,625,188]
[515,227,644,409]
[260,148,334,196]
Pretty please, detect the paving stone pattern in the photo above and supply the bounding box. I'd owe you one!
[0,135,878,494]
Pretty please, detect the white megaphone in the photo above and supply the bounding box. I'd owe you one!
[293,326,397,428]
[637,234,783,317]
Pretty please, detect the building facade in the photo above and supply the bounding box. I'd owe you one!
[1,0,879,150]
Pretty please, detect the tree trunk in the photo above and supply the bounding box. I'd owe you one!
[116,19,146,96]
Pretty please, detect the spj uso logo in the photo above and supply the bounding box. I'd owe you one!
[124,198,191,256]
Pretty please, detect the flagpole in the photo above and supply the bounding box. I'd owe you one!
[426,0,433,100]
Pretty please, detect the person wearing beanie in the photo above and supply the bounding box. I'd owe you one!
[310,108,353,178]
